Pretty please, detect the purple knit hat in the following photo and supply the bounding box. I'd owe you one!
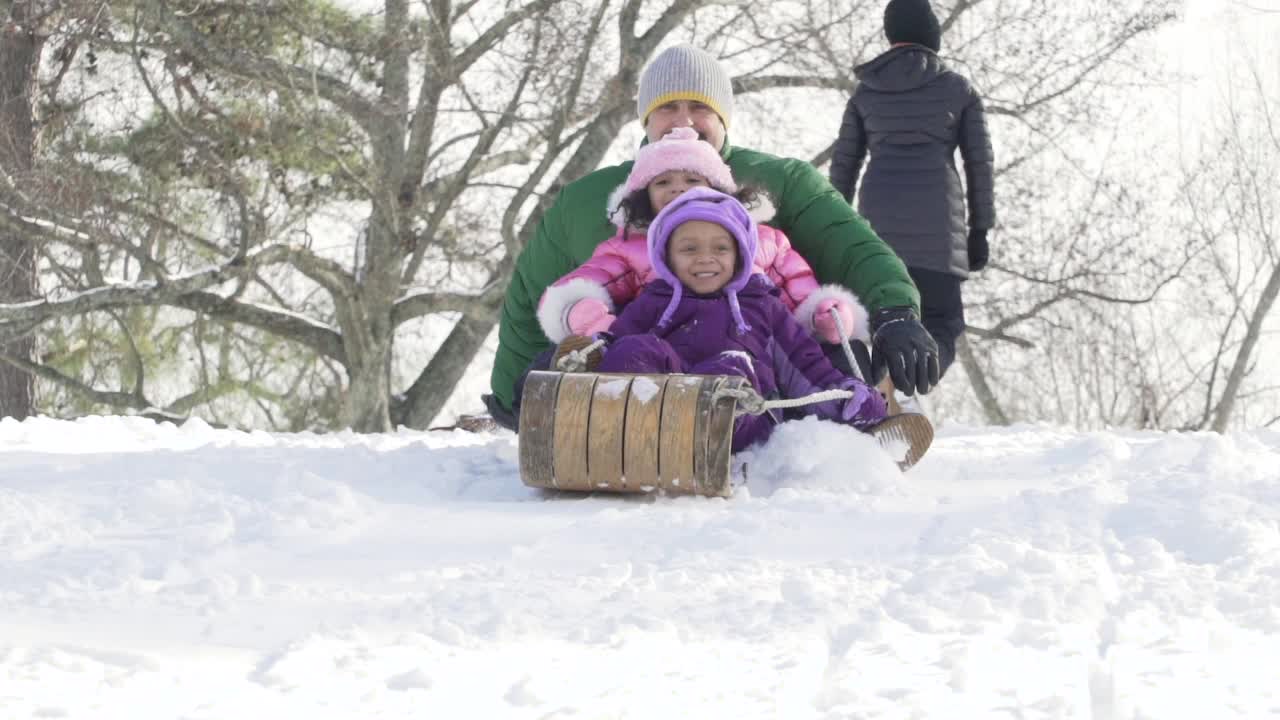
[625,127,737,194]
[647,186,759,335]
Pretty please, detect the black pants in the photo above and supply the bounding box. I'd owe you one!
[907,266,964,379]
[824,268,963,383]
[482,346,556,432]
[823,337,874,382]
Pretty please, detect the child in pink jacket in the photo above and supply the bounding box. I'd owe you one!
[537,127,868,348]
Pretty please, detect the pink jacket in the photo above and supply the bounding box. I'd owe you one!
[537,223,868,344]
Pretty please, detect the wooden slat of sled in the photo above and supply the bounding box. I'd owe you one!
[659,375,702,493]
[692,376,712,493]
[518,371,561,489]
[588,376,631,491]
[624,375,666,491]
[552,373,597,491]
[700,376,743,497]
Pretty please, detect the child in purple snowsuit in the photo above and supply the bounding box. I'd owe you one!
[594,186,887,451]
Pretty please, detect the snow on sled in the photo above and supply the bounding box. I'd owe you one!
[517,369,933,498]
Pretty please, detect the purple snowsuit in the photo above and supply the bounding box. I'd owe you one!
[596,187,886,451]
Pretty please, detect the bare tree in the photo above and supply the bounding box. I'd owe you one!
[901,0,1186,426]
[757,0,1184,427]
[964,6,1280,433]
[0,0,47,419]
[0,0,871,431]
[0,0,1213,432]
[1178,59,1280,432]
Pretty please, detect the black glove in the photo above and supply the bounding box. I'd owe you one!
[870,307,941,396]
[967,227,989,272]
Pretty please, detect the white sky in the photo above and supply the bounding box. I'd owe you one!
[1159,0,1280,146]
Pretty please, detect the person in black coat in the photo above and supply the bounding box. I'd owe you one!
[829,0,995,380]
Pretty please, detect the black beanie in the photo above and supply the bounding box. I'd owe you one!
[883,0,942,52]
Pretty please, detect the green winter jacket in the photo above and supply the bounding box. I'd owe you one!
[489,140,920,411]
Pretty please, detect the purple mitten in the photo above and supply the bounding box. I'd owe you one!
[840,381,888,428]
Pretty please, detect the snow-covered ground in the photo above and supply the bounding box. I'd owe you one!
[2,415,1278,719]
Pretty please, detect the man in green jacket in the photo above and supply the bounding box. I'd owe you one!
[486,45,939,427]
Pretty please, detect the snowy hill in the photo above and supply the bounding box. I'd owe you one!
[2,416,1278,718]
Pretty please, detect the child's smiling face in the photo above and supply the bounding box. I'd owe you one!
[667,220,738,295]
[647,170,711,213]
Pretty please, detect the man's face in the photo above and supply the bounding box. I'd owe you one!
[645,100,727,151]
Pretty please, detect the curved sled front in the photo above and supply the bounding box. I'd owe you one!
[518,371,747,497]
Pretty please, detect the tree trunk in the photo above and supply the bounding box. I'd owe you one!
[338,281,398,431]
[1211,261,1280,433]
[397,309,496,428]
[395,106,634,428]
[343,331,394,431]
[338,211,404,432]
[958,332,1010,425]
[0,4,42,419]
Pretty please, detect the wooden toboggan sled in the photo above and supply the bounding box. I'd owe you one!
[515,309,933,497]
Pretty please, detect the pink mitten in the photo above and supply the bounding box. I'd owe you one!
[566,298,615,335]
[813,298,856,343]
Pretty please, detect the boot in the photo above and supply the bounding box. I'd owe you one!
[866,413,934,471]
[551,334,604,372]
[428,413,501,433]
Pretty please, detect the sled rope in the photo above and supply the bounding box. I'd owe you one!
[711,307,867,417]
[830,307,864,382]
[555,338,607,372]
[712,385,853,417]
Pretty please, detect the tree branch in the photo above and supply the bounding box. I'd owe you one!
[963,324,1035,349]
[1,351,143,409]
[391,290,496,326]
[0,244,294,325]
[733,74,849,94]
[146,7,385,132]
[172,291,346,362]
[454,0,559,74]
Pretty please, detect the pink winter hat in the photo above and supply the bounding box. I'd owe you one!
[624,127,737,194]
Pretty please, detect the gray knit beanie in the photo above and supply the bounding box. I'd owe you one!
[636,45,734,129]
